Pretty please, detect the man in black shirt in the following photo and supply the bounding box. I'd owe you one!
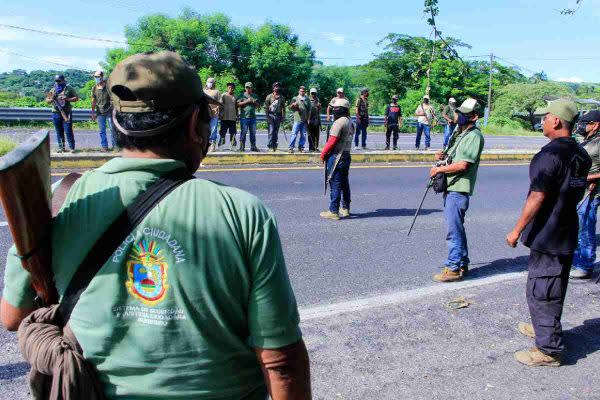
[506,101,591,367]
[384,95,403,150]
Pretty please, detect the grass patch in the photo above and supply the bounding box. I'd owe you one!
[0,121,98,130]
[0,138,16,156]
[481,124,540,137]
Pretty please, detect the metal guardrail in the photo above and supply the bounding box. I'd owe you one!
[0,107,429,127]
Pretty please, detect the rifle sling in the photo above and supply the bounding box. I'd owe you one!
[57,169,194,324]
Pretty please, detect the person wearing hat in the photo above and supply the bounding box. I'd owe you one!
[429,98,485,283]
[204,77,222,152]
[442,98,458,147]
[354,88,370,150]
[219,82,239,149]
[237,82,260,152]
[307,88,322,152]
[1,51,311,398]
[320,98,355,220]
[415,95,436,151]
[91,70,117,152]
[45,74,79,152]
[384,95,403,150]
[506,100,591,367]
[288,86,311,153]
[570,110,600,280]
[264,82,286,152]
[326,88,347,122]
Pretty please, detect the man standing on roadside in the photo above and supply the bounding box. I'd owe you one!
[571,110,600,280]
[354,88,369,150]
[91,70,116,152]
[429,98,484,283]
[442,97,458,148]
[415,95,435,151]
[45,74,79,153]
[288,86,311,153]
[307,88,322,152]
[204,77,222,152]
[264,82,286,152]
[507,101,590,367]
[219,82,238,149]
[384,95,403,150]
[237,82,260,152]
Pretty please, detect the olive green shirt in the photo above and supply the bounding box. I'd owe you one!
[290,95,311,123]
[446,127,485,195]
[48,85,78,114]
[264,93,286,117]
[2,158,301,399]
[237,93,259,119]
[576,132,600,175]
[442,105,457,122]
[91,84,112,115]
[220,93,238,121]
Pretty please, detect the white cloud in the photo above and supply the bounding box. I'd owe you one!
[362,17,376,25]
[322,32,346,45]
[556,76,585,83]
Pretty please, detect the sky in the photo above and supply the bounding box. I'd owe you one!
[1,0,600,82]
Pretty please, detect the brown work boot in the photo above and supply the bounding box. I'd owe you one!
[339,208,350,218]
[433,267,463,283]
[515,347,561,367]
[518,322,536,339]
[320,211,340,221]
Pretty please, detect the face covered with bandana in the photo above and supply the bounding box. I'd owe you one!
[457,112,475,128]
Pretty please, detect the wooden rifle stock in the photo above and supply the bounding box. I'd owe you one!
[0,130,58,304]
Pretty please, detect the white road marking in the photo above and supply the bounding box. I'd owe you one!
[299,271,526,321]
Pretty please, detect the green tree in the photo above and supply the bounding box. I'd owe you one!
[309,65,356,106]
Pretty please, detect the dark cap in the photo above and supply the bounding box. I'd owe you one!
[580,110,600,123]
[54,74,65,82]
[108,51,219,113]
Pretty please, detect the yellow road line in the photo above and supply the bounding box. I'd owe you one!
[51,162,530,176]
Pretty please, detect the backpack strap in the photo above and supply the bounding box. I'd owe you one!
[57,168,194,324]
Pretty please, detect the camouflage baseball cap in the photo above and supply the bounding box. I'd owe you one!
[330,98,350,109]
[108,51,219,113]
[534,100,579,123]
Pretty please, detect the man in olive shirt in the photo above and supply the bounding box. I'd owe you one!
[264,82,286,152]
[307,88,322,152]
[91,70,116,152]
[237,82,260,152]
[204,77,222,152]
[354,88,369,150]
[45,74,79,152]
[571,110,600,280]
[429,98,485,282]
[288,86,311,153]
[219,82,238,149]
[442,98,458,148]
[1,51,311,399]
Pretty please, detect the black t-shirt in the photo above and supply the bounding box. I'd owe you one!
[521,137,591,259]
[385,104,402,125]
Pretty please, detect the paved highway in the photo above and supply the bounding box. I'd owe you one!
[0,163,598,399]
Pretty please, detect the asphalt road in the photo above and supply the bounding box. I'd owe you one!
[1,163,599,399]
[0,127,547,151]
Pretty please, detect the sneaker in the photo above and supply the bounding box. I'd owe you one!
[320,211,340,221]
[100,147,109,153]
[362,146,367,150]
[210,143,217,152]
[384,146,390,151]
[339,208,350,218]
[354,146,360,151]
[288,148,295,154]
[393,146,398,150]
[57,148,65,153]
[271,148,277,153]
[570,268,592,280]
[68,148,76,153]
[514,347,561,367]
[298,148,305,153]
[518,322,536,339]
[250,146,260,152]
[425,147,430,151]
[433,267,463,283]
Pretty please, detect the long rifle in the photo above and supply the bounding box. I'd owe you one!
[53,99,71,123]
[407,178,433,236]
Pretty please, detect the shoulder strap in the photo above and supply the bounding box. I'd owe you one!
[57,168,194,324]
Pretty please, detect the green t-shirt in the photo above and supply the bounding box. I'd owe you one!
[2,158,301,399]
[49,85,79,114]
[91,84,113,115]
[290,95,311,123]
[237,93,259,119]
[446,127,485,195]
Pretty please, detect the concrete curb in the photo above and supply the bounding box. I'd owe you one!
[50,150,537,169]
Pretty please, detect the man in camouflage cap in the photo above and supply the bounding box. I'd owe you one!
[1,51,311,399]
[507,100,591,367]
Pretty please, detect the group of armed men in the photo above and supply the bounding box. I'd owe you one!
[1,50,599,399]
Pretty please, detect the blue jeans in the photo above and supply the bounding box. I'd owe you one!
[97,113,116,149]
[209,117,219,143]
[354,121,368,147]
[444,191,470,271]
[240,118,257,148]
[416,122,431,149]
[327,152,351,212]
[289,121,307,150]
[573,193,600,273]
[52,112,75,150]
[443,123,456,147]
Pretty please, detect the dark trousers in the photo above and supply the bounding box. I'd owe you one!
[526,250,572,356]
[308,123,320,151]
[327,152,351,212]
[219,120,237,143]
[385,124,399,148]
[267,115,281,149]
[52,112,75,150]
[354,121,368,147]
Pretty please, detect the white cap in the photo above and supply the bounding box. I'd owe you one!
[449,97,456,103]
[336,87,344,93]
[423,95,430,100]
[310,87,318,94]
[206,77,216,84]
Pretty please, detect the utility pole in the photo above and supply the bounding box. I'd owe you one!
[484,53,494,126]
